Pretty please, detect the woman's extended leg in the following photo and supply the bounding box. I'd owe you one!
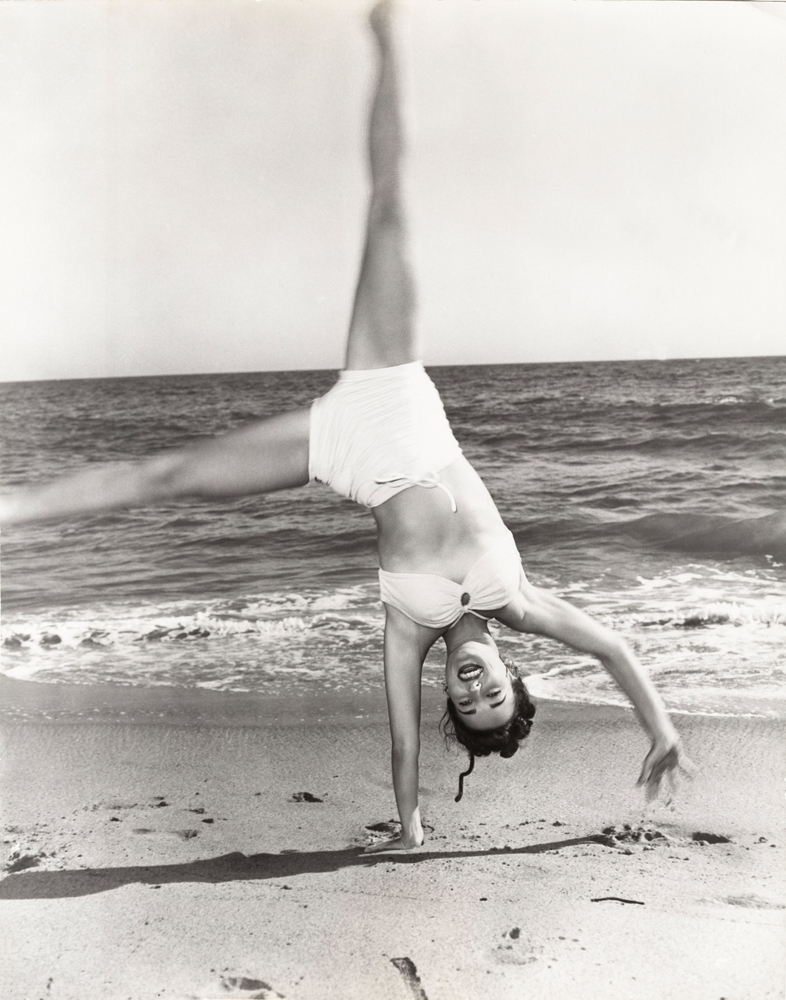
[0,408,311,526]
[344,1,417,371]
[0,6,410,527]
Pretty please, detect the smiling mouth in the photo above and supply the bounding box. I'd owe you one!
[457,664,483,682]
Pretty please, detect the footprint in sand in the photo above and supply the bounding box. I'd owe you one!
[290,792,323,803]
[218,973,284,998]
[601,824,671,848]
[131,828,199,840]
[723,894,785,909]
[4,849,47,874]
[600,825,736,853]
[355,820,401,848]
[493,928,541,966]
[358,820,435,848]
[691,831,732,845]
[365,820,401,838]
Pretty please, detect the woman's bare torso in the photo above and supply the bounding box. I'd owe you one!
[372,455,512,582]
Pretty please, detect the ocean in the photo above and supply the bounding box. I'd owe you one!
[1,357,784,718]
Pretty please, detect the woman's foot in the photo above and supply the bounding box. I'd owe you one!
[369,0,395,51]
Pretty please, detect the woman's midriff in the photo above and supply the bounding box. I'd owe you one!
[372,455,512,580]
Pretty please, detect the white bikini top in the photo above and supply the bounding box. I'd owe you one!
[378,532,525,629]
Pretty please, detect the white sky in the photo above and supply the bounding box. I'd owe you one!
[1,0,785,382]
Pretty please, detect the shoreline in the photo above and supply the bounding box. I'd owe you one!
[3,672,783,724]
[0,674,394,728]
[1,675,784,999]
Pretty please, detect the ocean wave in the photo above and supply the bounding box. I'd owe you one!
[508,510,786,559]
[0,585,383,657]
[651,397,786,416]
[1,614,312,652]
[479,429,784,454]
[617,511,786,559]
[629,601,786,629]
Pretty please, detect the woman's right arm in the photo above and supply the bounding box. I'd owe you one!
[0,408,311,527]
[364,605,438,853]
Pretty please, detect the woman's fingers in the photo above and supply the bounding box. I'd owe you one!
[638,744,678,784]
[638,741,695,801]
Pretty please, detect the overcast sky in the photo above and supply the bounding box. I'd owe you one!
[1,0,785,382]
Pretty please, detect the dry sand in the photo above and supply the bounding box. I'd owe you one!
[1,675,784,1000]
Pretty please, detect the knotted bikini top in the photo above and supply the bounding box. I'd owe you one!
[378,531,524,629]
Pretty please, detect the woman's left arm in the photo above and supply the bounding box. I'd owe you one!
[513,585,683,795]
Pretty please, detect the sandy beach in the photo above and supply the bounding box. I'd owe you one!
[1,675,784,1000]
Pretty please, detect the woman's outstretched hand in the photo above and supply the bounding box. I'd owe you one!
[637,739,694,802]
[363,833,424,855]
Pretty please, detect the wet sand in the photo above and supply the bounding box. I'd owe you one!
[1,676,784,1000]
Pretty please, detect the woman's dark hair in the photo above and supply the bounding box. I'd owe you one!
[440,662,536,802]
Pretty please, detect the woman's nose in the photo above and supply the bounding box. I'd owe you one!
[469,679,481,691]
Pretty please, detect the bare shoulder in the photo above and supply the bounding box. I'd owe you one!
[492,575,549,631]
[495,581,624,658]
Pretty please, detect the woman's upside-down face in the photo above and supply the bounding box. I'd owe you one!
[444,638,516,731]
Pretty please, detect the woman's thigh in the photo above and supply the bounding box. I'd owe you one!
[170,406,312,497]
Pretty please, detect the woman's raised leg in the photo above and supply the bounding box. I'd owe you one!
[0,408,311,526]
[344,1,417,371]
[0,9,414,527]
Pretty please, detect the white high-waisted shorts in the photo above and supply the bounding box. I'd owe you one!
[309,361,462,508]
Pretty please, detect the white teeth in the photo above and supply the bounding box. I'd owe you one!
[458,665,482,681]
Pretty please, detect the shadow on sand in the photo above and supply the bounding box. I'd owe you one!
[0,835,613,900]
